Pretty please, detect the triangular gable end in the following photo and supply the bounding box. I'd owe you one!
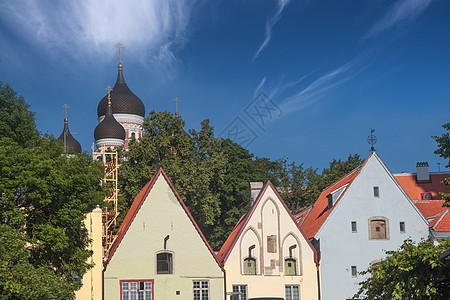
[107,168,222,268]
[218,180,319,265]
[315,152,428,237]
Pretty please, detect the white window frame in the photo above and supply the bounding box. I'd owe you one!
[231,284,247,300]
[285,285,300,300]
[193,280,209,300]
[121,280,153,300]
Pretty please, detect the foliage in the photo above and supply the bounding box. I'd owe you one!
[0,82,39,147]
[353,239,450,300]
[433,123,450,206]
[0,83,105,299]
[0,225,74,300]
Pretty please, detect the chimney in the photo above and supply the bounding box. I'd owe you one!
[416,162,430,182]
[249,182,264,207]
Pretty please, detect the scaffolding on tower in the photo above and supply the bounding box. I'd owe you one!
[92,149,120,259]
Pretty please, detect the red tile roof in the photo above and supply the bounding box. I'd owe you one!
[413,200,447,219]
[299,165,362,239]
[107,168,222,269]
[429,209,450,232]
[217,181,319,265]
[394,173,450,201]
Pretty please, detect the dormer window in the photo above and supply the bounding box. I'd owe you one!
[327,194,333,209]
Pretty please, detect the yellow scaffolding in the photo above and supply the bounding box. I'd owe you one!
[92,149,120,259]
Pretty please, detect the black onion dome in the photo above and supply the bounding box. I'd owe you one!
[94,104,126,141]
[58,119,82,153]
[97,64,145,118]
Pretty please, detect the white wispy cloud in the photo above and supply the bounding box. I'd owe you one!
[0,0,196,68]
[366,0,434,38]
[253,0,292,61]
[258,49,376,115]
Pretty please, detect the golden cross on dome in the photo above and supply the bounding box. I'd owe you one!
[106,85,113,105]
[62,104,69,119]
[173,97,181,117]
[115,43,125,63]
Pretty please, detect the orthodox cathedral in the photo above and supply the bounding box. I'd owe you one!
[58,59,145,153]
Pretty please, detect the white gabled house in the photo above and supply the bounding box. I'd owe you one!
[218,181,320,300]
[298,152,429,300]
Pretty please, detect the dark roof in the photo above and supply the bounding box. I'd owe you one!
[94,104,125,141]
[58,118,81,153]
[97,64,145,118]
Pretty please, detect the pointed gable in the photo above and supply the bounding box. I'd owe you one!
[107,168,220,267]
[300,152,428,239]
[218,181,319,265]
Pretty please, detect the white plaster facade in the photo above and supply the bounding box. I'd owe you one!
[311,153,429,300]
[104,169,224,300]
[219,182,320,300]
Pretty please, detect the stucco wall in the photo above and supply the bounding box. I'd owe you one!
[317,154,429,300]
[104,174,224,300]
[224,185,319,300]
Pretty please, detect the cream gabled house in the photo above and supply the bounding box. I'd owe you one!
[298,152,429,300]
[104,168,224,300]
[218,181,320,300]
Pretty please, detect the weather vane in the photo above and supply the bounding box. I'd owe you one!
[115,43,125,63]
[173,97,181,118]
[62,104,69,119]
[367,128,377,152]
[106,85,113,105]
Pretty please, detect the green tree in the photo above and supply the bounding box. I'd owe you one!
[353,239,450,300]
[0,225,74,299]
[0,83,105,299]
[433,123,450,206]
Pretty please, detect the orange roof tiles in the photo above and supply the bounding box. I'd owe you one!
[107,168,222,268]
[429,209,450,232]
[413,200,447,219]
[299,166,362,239]
[394,173,450,201]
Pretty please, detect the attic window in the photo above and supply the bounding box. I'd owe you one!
[327,194,333,208]
[156,252,173,274]
[351,221,357,233]
[373,187,379,197]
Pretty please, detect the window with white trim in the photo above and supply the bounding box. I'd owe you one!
[121,280,153,300]
[193,280,209,300]
[285,285,300,300]
[231,285,247,300]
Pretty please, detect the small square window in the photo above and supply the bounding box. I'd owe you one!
[373,187,379,197]
[400,222,405,233]
[351,266,357,277]
[351,221,357,233]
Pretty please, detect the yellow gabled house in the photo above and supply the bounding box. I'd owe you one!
[217,181,321,300]
[104,168,224,300]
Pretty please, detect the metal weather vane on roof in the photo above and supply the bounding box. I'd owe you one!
[367,128,377,152]
[115,43,125,63]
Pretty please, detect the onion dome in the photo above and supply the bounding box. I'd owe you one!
[94,102,126,143]
[58,118,82,153]
[97,63,145,118]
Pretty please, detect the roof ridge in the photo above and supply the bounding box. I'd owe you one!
[432,209,449,229]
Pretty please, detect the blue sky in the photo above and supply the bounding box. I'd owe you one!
[1,0,449,173]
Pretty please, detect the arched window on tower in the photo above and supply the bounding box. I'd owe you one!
[284,245,297,276]
[243,245,257,275]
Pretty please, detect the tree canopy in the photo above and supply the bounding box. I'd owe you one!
[353,239,450,300]
[119,110,364,249]
[433,123,450,206]
[0,82,105,299]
